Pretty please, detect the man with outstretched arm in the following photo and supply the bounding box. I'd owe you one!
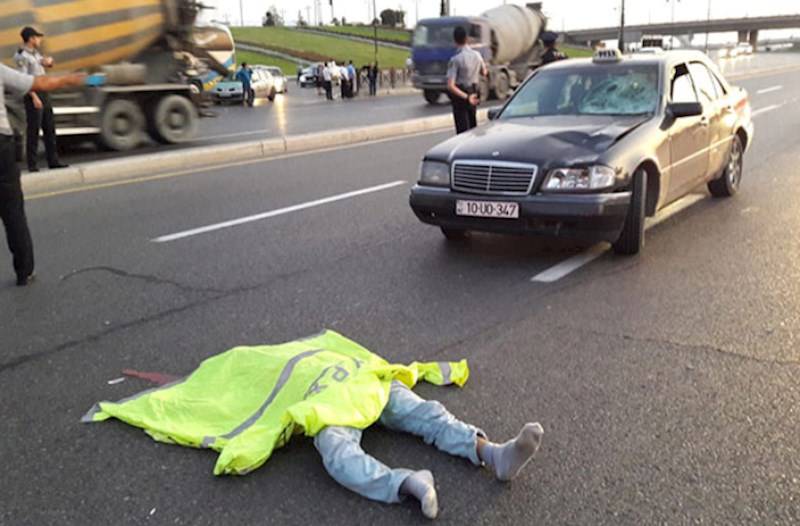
[0,64,85,286]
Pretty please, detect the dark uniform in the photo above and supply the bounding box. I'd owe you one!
[0,64,36,285]
[541,32,568,66]
[15,44,63,171]
[447,46,486,134]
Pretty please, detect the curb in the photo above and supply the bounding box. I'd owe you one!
[23,111,486,196]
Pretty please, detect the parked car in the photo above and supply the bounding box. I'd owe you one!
[299,67,318,88]
[211,69,277,104]
[256,66,288,93]
[409,49,753,255]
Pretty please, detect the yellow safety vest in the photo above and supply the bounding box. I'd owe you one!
[83,330,469,475]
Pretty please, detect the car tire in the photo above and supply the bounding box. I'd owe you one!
[613,168,647,256]
[268,89,276,101]
[424,90,441,105]
[441,227,469,241]
[708,134,743,198]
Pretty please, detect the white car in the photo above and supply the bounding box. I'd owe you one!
[257,66,288,93]
[251,68,277,101]
[735,42,754,55]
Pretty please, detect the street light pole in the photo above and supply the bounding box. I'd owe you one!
[239,0,244,26]
[618,0,625,52]
[373,0,378,62]
[704,0,712,53]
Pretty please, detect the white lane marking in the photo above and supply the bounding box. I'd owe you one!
[531,193,707,283]
[152,180,407,243]
[756,85,783,95]
[530,243,609,283]
[752,104,782,117]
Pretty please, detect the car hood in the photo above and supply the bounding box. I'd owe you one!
[216,81,242,90]
[426,115,650,169]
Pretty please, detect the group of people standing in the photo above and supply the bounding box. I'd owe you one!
[315,61,380,101]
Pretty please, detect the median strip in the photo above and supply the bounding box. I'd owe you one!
[22,112,468,198]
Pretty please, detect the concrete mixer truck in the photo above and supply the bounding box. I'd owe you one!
[0,0,231,152]
[411,3,548,104]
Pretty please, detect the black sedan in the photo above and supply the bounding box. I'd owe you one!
[410,49,754,254]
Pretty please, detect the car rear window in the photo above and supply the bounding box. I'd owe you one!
[502,65,660,118]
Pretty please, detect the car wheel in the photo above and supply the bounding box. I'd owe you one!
[424,90,441,105]
[268,89,276,101]
[613,168,647,256]
[441,227,469,241]
[708,134,743,198]
[493,71,511,101]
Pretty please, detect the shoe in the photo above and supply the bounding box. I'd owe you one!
[16,272,36,287]
[49,162,69,169]
[27,166,39,173]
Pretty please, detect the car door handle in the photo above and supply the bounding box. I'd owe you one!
[699,116,710,127]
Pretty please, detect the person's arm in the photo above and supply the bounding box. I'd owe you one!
[30,73,86,92]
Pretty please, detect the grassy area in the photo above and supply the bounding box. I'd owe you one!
[317,25,411,45]
[562,46,593,58]
[235,50,300,75]
[232,27,409,69]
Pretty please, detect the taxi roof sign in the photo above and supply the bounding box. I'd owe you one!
[593,49,623,63]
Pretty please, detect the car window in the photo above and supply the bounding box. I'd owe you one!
[671,64,698,103]
[501,65,659,118]
[689,62,719,103]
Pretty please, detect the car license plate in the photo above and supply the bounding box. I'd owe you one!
[456,200,519,219]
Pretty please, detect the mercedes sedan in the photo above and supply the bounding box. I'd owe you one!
[409,49,753,254]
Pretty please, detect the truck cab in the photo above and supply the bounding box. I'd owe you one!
[411,17,492,104]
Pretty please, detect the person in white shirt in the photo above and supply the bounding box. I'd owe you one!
[322,62,333,100]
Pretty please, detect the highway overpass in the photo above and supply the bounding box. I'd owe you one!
[565,14,800,47]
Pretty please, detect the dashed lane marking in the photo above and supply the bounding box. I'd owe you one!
[752,103,782,117]
[152,180,407,243]
[530,193,707,283]
[756,85,783,95]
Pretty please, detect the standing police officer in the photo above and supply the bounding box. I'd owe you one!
[1,64,84,285]
[541,32,568,65]
[446,26,487,135]
[14,26,68,172]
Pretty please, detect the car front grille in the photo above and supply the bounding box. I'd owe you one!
[451,161,538,196]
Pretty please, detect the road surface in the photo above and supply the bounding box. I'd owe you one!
[3,56,800,525]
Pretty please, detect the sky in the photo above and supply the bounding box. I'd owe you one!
[201,0,800,31]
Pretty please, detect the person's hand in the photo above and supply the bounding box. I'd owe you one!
[65,72,88,87]
[468,93,480,106]
[41,56,54,68]
[31,93,43,110]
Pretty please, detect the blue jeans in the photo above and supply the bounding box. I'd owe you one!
[313,381,484,503]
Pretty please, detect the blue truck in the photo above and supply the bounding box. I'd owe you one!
[411,3,548,104]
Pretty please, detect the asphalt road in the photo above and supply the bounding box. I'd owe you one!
[58,85,453,165]
[54,51,800,166]
[3,59,800,525]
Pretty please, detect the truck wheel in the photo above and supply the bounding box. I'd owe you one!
[612,168,647,256]
[479,79,491,103]
[424,90,441,105]
[493,72,511,101]
[148,95,198,144]
[708,134,743,198]
[100,99,145,151]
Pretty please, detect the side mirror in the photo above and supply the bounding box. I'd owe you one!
[667,102,703,118]
[487,108,501,120]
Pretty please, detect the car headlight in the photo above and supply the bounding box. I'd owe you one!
[543,165,617,192]
[419,160,450,187]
